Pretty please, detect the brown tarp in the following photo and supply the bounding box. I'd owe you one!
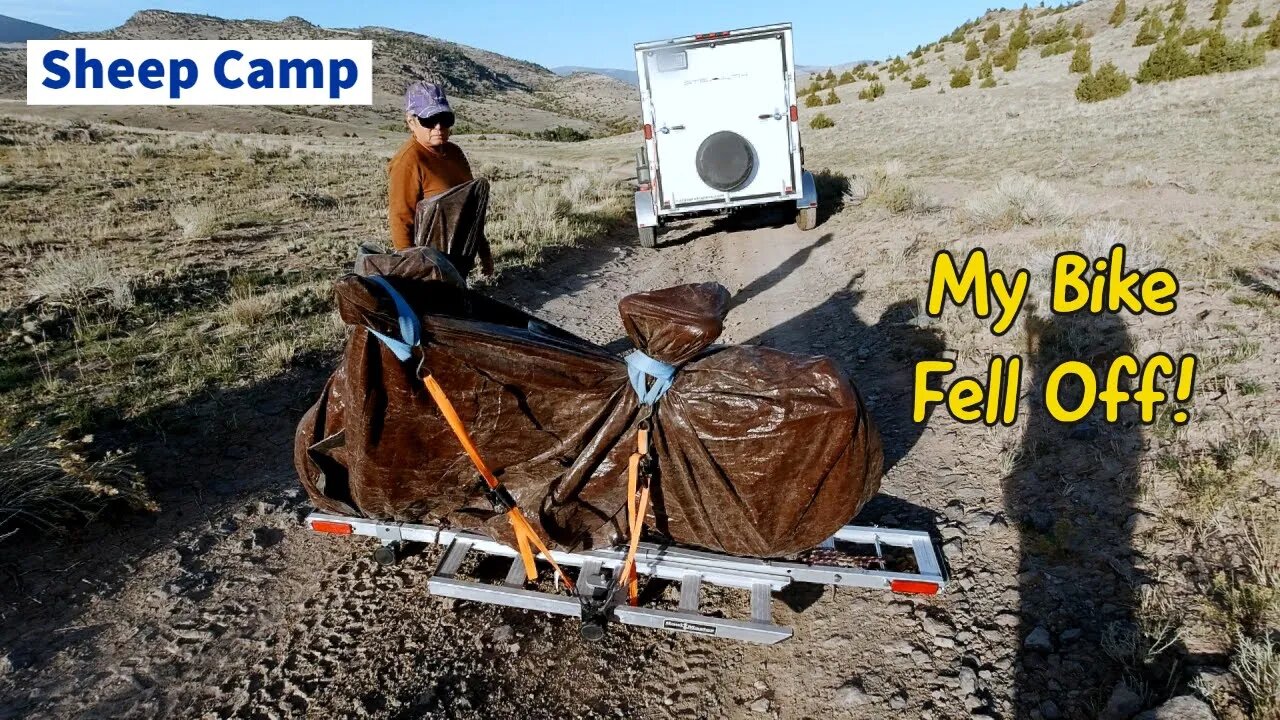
[411,178,492,278]
[295,250,883,558]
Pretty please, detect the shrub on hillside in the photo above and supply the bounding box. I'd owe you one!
[978,57,995,79]
[1110,0,1127,26]
[1136,35,1201,82]
[1135,14,1165,45]
[1010,19,1031,51]
[980,75,998,88]
[950,67,973,88]
[1197,27,1265,72]
[858,82,885,101]
[965,40,981,60]
[804,93,823,108]
[1041,39,1074,56]
[1210,0,1232,22]
[809,113,835,129]
[983,23,1002,44]
[1070,42,1092,72]
[1033,19,1070,45]
[823,69,836,81]
[1242,7,1264,27]
[535,126,590,142]
[824,89,841,105]
[1076,61,1132,102]
[910,73,931,89]
[1072,21,1088,39]
[1267,12,1280,48]
[1181,26,1212,45]
[838,70,856,84]
[998,45,1020,71]
[1171,0,1187,23]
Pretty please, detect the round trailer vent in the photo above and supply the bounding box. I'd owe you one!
[695,131,755,192]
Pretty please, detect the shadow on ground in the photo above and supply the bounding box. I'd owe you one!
[1006,311,1148,717]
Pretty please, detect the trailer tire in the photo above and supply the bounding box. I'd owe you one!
[696,131,755,192]
[796,206,817,231]
[638,225,658,249]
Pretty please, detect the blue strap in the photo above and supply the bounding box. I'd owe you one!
[365,276,421,362]
[626,350,677,406]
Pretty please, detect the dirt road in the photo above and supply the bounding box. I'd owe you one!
[1,207,1121,720]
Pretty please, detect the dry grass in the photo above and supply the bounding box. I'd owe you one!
[170,202,222,239]
[0,425,152,539]
[1231,632,1280,719]
[27,250,135,309]
[962,174,1075,229]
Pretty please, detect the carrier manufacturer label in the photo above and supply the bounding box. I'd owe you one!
[663,619,718,636]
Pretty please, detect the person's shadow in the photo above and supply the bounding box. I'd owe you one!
[1006,309,1147,718]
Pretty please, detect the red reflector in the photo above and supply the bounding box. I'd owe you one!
[890,579,940,595]
[638,182,652,192]
[695,31,730,39]
[311,520,353,535]
[789,105,798,122]
[643,124,653,140]
[785,186,793,193]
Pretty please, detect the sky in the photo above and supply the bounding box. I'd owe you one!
[1,0,1003,69]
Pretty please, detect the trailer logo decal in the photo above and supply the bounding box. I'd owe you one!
[663,619,718,636]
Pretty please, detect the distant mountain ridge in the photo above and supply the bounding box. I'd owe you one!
[0,14,65,42]
[553,66,639,86]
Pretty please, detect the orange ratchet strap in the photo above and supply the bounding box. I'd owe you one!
[421,374,575,592]
[618,420,653,606]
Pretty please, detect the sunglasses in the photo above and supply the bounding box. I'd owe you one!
[417,114,454,130]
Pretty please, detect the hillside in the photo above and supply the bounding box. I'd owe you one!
[554,66,640,86]
[0,14,64,42]
[0,10,640,137]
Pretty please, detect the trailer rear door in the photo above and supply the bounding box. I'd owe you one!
[641,31,795,209]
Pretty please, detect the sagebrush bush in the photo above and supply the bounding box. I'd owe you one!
[847,164,937,214]
[1171,0,1186,23]
[1243,7,1263,27]
[1268,12,1280,48]
[964,174,1074,228]
[1181,25,1212,45]
[1110,0,1127,26]
[809,113,835,129]
[171,202,221,238]
[950,67,972,88]
[838,70,856,84]
[824,89,841,105]
[28,251,134,309]
[858,82,885,101]
[980,75,998,88]
[965,40,980,60]
[1076,61,1132,102]
[999,45,1020,71]
[1072,21,1088,39]
[911,73,931,89]
[1041,39,1074,56]
[1135,14,1165,45]
[983,23,1001,44]
[1069,44,1091,74]
[978,57,994,79]
[1211,0,1232,22]
[804,93,823,108]
[1137,35,1201,82]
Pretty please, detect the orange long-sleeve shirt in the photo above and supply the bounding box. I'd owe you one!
[387,139,474,251]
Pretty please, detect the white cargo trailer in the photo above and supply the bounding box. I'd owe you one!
[632,23,818,248]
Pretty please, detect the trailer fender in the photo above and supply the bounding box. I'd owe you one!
[796,169,818,210]
[634,190,659,228]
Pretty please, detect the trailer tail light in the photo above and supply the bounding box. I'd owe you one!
[789,105,798,122]
[643,124,653,140]
[638,182,652,192]
[890,579,941,595]
[311,519,353,535]
[695,31,730,40]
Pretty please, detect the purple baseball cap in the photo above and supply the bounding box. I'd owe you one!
[404,81,453,119]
